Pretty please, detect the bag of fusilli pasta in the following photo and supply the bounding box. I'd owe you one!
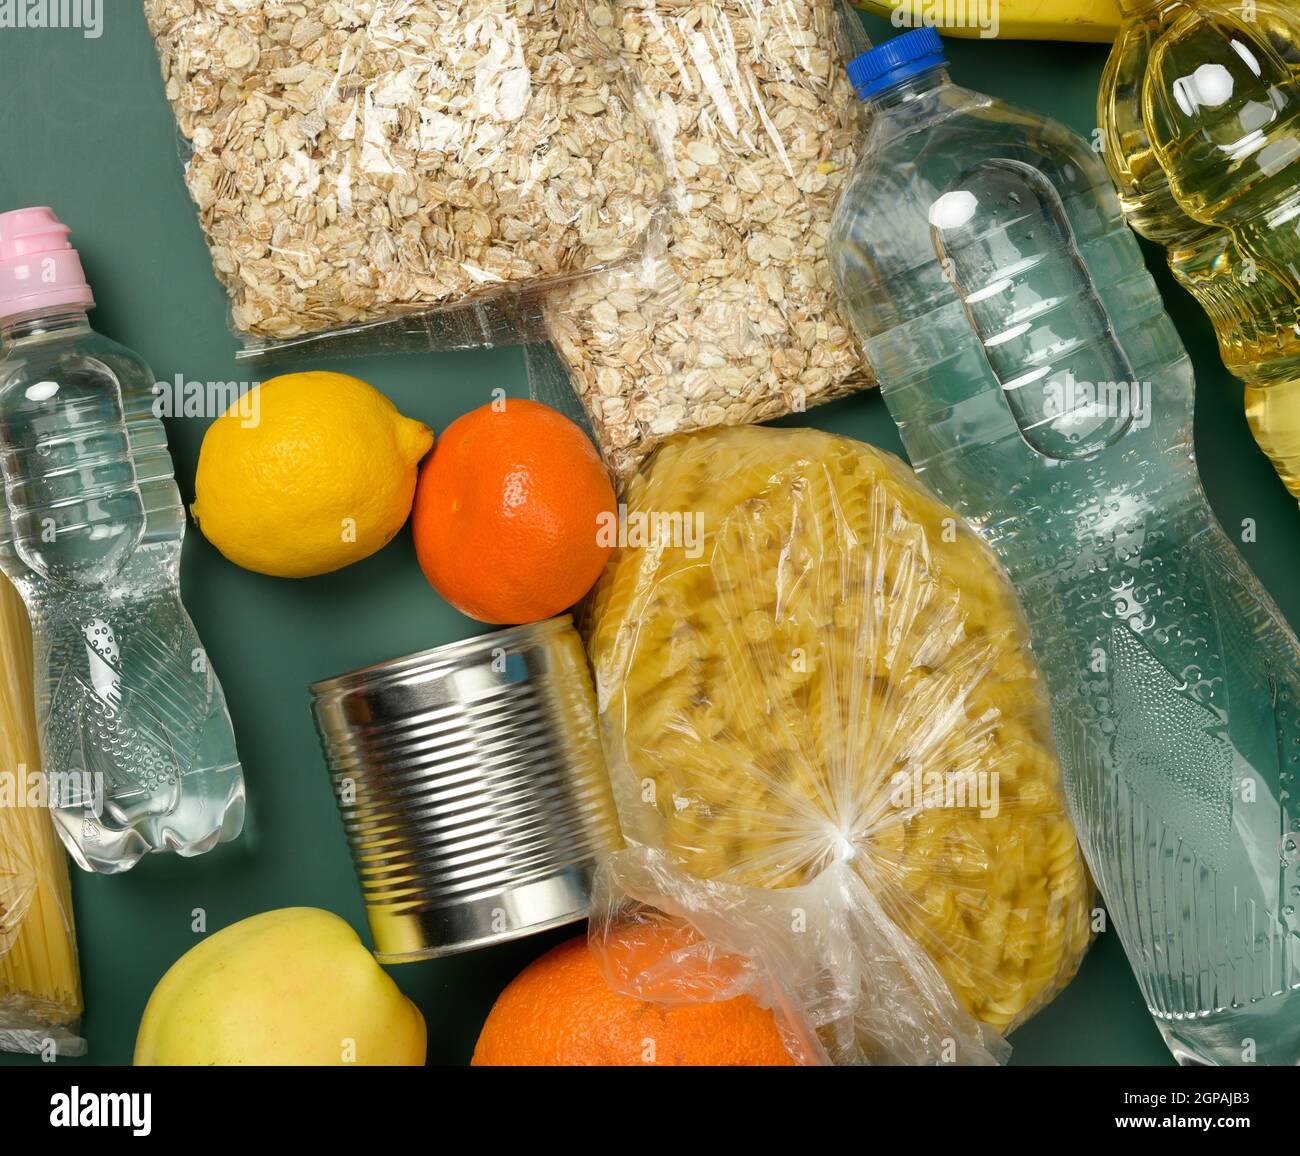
[583,425,1094,1065]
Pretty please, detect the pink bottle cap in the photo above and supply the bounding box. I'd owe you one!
[0,207,94,322]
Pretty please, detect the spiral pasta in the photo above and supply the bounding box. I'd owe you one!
[586,426,1092,1055]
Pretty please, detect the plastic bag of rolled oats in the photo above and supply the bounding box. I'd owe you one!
[143,0,666,357]
[531,0,876,478]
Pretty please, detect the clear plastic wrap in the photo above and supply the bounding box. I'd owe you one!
[583,426,1093,1064]
[143,0,666,356]
[0,575,84,1057]
[533,0,875,477]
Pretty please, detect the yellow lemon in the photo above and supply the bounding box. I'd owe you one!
[192,371,434,578]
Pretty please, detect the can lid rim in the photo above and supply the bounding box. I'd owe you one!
[308,614,576,699]
[372,903,591,963]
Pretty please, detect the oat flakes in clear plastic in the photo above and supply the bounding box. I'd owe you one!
[535,0,875,477]
[144,0,666,354]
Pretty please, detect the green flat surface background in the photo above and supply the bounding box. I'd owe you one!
[0,7,1297,1068]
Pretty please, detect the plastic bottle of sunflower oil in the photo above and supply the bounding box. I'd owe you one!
[0,207,244,873]
[1099,0,1300,503]
[829,29,1300,1065]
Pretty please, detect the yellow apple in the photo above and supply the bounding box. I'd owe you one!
[134,908,426,1066]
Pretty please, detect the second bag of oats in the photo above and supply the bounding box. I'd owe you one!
[531,0,876,477]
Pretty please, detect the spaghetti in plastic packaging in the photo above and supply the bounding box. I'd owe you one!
[583,426,1093,1064]
[0,576,84,1057]
[532,0,875,477]
[143,0,666,356]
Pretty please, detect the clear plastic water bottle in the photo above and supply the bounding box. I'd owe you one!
[830,30,1300,1065]
[0,208,244,874]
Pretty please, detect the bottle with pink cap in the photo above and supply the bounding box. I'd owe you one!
[0,207,244,873]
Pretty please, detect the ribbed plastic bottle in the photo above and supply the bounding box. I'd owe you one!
[0,208,244,873]
[830,30,1300,1065]
[1100,0,1300,504]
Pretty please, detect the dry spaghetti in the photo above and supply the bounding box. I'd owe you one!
[0,573,83,1056]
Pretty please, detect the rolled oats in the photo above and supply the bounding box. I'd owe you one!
[144,0,665,350]
[539,0,875,478]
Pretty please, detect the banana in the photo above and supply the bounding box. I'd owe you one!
[852,0,1121,43]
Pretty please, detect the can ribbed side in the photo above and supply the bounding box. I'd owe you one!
[311,620,622,960]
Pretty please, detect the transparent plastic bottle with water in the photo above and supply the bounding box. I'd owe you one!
[830,30,1300,1065]
[0,208,244,873]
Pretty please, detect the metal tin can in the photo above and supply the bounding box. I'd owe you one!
[310,616,622,962]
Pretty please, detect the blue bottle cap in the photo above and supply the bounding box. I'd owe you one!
[846,28,948,100]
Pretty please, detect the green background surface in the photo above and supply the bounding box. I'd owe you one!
[0,6,1296,1068]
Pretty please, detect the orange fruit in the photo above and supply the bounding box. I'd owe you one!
[471,931,796,1067]
[411,399,616,624]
